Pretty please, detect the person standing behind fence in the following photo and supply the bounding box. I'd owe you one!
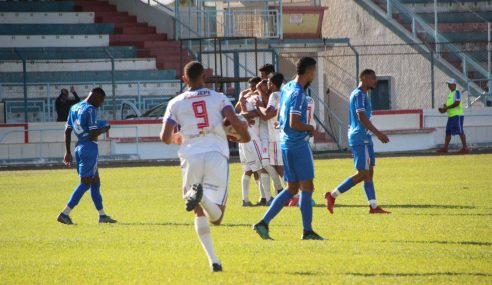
[56,86,80,122]
[436,79,469,154]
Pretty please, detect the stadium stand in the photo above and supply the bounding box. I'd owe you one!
[0,0,195,122]
[371,0,491,93]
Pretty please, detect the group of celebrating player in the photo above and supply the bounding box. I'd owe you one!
[56,56,392,273]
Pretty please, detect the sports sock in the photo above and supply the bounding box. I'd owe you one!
[241,173,251,202]
[66,183,90,209]
[262,188,292,224]
[331,189,341,198]
[363,181,377,209]
[90,180,104,211]
[264,164,283,192]
[299,191,313,231]
[194,216,220,265]
[257,178,266,199]
[62,206,72,215]
[260,173,272,200]
[200,194,222,222]
[336,177,355,193]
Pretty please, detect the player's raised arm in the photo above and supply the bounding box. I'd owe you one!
[223,106,250,143]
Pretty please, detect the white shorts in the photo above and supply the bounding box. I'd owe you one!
[239,137,263,172]
[269,141,283,166]
[181,151,229,206]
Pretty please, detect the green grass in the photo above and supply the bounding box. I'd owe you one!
[0,154,491,284]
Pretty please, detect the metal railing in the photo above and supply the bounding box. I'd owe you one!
[375,0,491,100]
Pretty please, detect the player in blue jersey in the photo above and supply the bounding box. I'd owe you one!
[253,57,324,240]
[57,87,117,224]
[324,69,391,214]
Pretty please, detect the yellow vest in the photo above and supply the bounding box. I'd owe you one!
[446,90,464,117]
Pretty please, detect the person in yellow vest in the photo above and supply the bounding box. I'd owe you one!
[436,79,468,154]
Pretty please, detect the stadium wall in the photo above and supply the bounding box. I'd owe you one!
[320,0,462,138]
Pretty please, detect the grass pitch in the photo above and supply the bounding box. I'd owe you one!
[0,154,491,284]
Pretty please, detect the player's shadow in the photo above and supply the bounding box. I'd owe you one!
[313,204,476,209]
[117,222,193,227]
[345,272,492,277]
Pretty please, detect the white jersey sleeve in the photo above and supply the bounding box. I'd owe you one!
[267,92,281,142]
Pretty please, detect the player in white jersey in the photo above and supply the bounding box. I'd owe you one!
[238,83,273,206]
[160,61,250,272]
[306,92,316,145]
[255,76,285,195]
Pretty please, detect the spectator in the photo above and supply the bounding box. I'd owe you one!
[259,64,275,80]
[56,86,80,122]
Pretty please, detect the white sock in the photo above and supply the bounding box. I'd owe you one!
[62,206,72,215]
[257,178,266,199]
[264,164,283,192]
[194,216,220,265]
[260,173,272,200]
[331,189,341,198]
[241,174,251,202]
[98,209,106,216]
[368,199,377,209]
[200,194,222,222]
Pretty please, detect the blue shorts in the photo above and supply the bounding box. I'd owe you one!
[282,143,314,182]
[351,144,375,171]
[75,141,99,178]
[446,115,464,136]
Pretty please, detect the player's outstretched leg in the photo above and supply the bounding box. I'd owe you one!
[57,181,91,224]
[325,177,356,214]
[253,187,294,240]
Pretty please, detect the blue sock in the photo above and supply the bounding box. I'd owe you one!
[299,191,313,231]
[363,181,376,201]
[262,189,292,224]
[90,180,104,211]
[67,183,90,209]
[337,177,355,193]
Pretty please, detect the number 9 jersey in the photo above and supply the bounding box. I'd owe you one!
[163,88,234,159]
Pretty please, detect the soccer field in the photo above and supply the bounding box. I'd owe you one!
[1,154,491,284]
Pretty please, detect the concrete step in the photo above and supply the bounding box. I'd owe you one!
[95,15,137,23]
[142,41,181,49]
[115,26,156,35]
[110,34,168,46]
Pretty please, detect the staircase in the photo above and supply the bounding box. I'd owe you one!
[74,0,194,76]
[360,0,491,103]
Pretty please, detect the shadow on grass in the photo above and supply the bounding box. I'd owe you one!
[117,222,193,227]
[347,272,491,277]
[313,204,475,209]
[356,239,492,247]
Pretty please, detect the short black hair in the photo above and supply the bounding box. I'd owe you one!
[184,61,204,82]
[296,57,316,75]
[259,63,275,74]
[359,69,376,80]
[248,76,262,84]
[91,87,106,97]
[269,72,284,89]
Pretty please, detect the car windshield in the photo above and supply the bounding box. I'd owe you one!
[141,102,169,118]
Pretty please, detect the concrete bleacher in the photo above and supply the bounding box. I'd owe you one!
[0,12,95,24]
[0,0,196,123]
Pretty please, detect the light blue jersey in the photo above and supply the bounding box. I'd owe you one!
[278,80,310,150]
[348,87,373,146]
[65,101,98,143]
